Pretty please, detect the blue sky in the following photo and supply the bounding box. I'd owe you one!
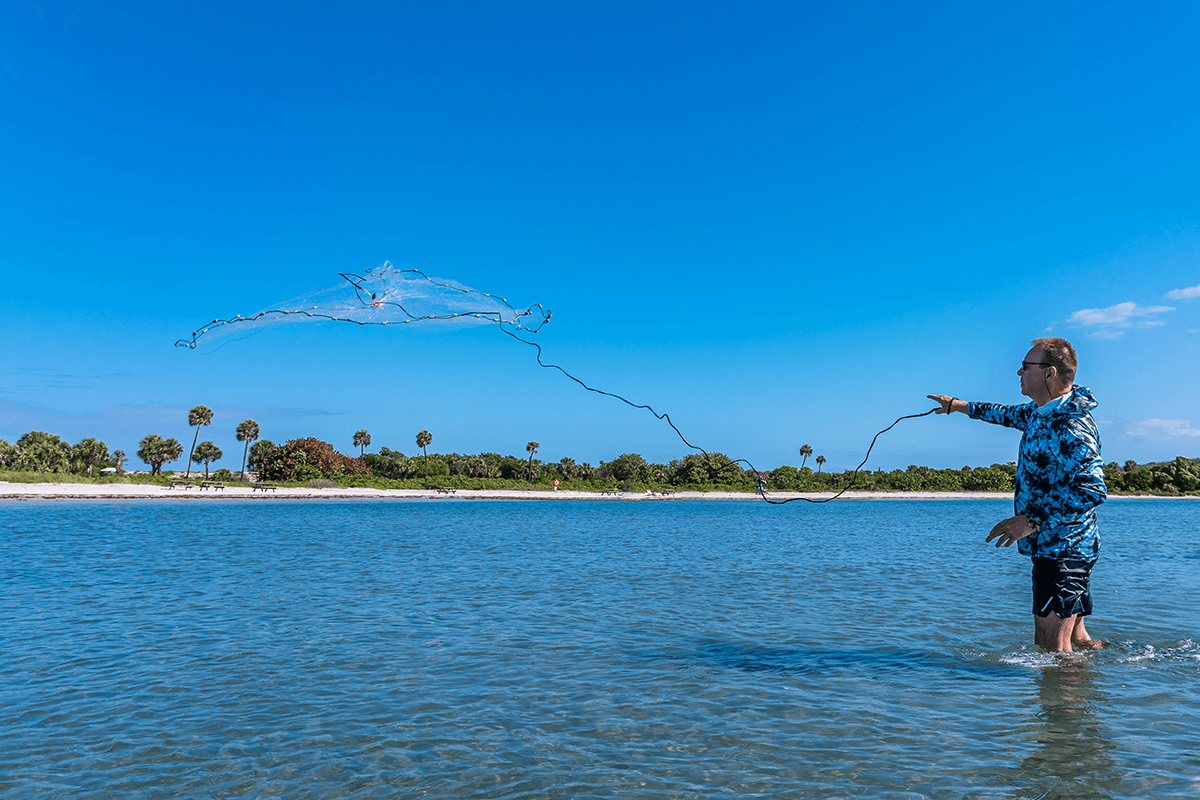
[3,1,1200,473]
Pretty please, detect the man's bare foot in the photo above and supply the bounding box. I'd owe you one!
[1073,638,1104,650]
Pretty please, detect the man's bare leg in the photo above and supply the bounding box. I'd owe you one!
[1034,613,1078,653]
[1072,617,1103,650]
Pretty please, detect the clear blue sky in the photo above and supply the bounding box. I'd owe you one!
[3,1,1199,473]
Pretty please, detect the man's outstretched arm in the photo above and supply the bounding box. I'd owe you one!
[928,394,1031,430]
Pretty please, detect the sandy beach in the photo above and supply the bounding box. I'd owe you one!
[0,481,1014,501]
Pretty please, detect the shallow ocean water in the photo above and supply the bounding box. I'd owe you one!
[1,497,1198,799]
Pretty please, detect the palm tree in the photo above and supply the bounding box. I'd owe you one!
[185,405,213,478]
[353,430,372,457]
[74,437,109,478]
[111,449,126,473]
[237,419,260,481]
[248,439,276,473]
[526,441,540,482]
[164,439,185,473]
[138,434,183,475]
[799,444,813,470]
[15,431,69,473]
[416,430,432,478]
[192,441,223,479]
[815,455,826,473]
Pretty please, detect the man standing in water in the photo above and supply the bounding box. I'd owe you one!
[928,337,1107,653]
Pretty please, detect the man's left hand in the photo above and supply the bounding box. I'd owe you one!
[985,515,1037,548]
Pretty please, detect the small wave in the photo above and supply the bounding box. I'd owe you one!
[999,649,1063,670]
[998,639,1200,669]
[1107,638,1200,664]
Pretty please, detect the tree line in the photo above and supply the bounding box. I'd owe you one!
[2,409,1198,495]
[0,431,120,477]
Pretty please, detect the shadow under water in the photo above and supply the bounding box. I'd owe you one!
[645,638,1014,679]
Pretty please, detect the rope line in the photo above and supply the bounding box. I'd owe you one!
[502,327,937,504]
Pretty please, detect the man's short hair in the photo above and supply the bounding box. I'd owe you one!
[1031,337,1077,382]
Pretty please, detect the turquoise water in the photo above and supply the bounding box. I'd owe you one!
[2,498,1198,799]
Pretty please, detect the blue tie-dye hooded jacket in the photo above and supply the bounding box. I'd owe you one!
[967,386,1106,561]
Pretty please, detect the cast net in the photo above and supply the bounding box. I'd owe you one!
[174,263,550,349]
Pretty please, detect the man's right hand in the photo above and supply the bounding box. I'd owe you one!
[926,394,958,414]
[985,515,1038,548]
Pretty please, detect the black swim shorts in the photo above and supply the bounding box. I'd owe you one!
[1031,557,1096,618]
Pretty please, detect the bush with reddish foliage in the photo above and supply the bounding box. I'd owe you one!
[256,437,370,482]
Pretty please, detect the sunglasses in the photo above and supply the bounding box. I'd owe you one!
[1020,361,1052,370]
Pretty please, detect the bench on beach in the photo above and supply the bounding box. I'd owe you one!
[199,482,226,491]
[600,488,620,496]
[436,487,457,495]
[251,483,277,492]
[168,479,196,490]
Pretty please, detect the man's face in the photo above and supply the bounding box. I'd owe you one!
[1018,347,1048,399]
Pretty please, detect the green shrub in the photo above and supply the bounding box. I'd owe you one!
[257,438,369,482]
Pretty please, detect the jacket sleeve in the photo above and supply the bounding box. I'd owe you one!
[966,401,1032,431]
[1029,417,1107,525]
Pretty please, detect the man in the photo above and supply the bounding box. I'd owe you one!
[928,337,1107,653]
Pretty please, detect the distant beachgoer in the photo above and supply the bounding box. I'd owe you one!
[927,337,1107,654]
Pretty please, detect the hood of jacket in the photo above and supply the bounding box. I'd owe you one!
[1058,385,1098,416]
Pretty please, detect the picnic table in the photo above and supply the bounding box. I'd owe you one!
[251,483,278,492]
[600,488,621,496]
[436,487,457,495]
[168,479,196,490]
[199,481,226,491]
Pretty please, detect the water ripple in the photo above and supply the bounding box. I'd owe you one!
[2,499,1199,798]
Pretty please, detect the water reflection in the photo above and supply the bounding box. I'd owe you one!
[1012,660,1119,800]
